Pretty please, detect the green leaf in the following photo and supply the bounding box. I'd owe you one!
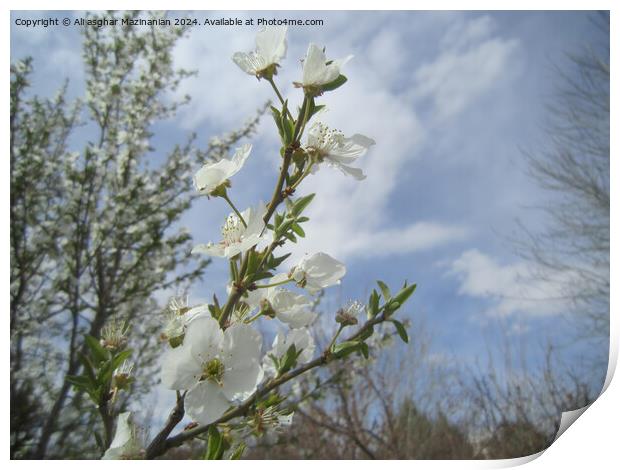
[359,326,374,341]
[377,280,391,301]
[321,74,348,92]
[245,249,260,276]
[368,289,380,318]
[283,232,297,243]
[66,375,93,391]
[229,442,246,460]
[332,341,362,359]
[274,212,283,229]
[252,271,274,281]
[393,283,417,306]
[270,252,291,269]
[291,223,306,238]
[78,352,96,383]
[85,335,109,364]
[229,258,239,281]
[359,342,369,359]
[271,106,284,139]
[204,426,224,460]
[280,344,301,373]
[292,193,315,216]
[109,349,133,372]
[391,320,409,343]
[283,118,294,144]
[281,101,294,144]
[276,219,294,237]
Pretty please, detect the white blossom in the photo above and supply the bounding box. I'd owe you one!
[192,202,267,259]
[290,252,346,293]
[250,406,294,436]
[161,296,209,345]
[193,144,252,195]
[263,328,315,377]
[233,26,288,77]
[268,289,318,328]
[300,43,353,88]
[243,274,317,328]
[161,316,263,425]
[102,412,144,460]
[306,122,375,180]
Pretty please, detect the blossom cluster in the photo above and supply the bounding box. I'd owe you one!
[150,26,376,430]
[101,25,397,459]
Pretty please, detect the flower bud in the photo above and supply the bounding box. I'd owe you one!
[100,318,129,351]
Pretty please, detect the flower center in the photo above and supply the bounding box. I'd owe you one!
[200,358,225,385]
[221,214,244,246]
[310,123,345,159]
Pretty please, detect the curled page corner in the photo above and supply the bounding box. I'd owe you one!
[554,405,591,441]
[495,339,617,467]
[546,335,618,448]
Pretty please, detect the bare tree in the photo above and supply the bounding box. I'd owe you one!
[519,13,609,350]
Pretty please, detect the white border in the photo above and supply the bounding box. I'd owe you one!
[4,2,617,468]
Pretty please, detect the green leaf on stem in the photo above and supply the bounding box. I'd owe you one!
[204,426,224,460]
[85,335,109,364]
[377,280,391,300]
[368,289,380,318]
[359,342,369,359]
[245,249,260,276]
[321,74,348,92]
[332,340,365,359]
[279,344,302,374]
[393,283,417,306]
[66,375,93,391]
[291,223,306,238]
[270,106,284,140]
[292,193,315,216]
[390,319,409,343]
[229,442,246,460]
[283,232,297,243]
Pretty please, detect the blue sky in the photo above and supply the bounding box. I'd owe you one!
[11,10,609,416]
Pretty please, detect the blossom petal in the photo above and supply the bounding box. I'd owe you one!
[223,322,263,365]
[192,242,226,258]
[193,144,251,194]
[276,306,318,328]
[293,252,346,291]
[222,361,263,401]
[329,162,366,180]
[185,315,225,364]
[186,381,230,425]
[161,346,202,390]
[302,44,329,86]
[232,52,260,75]
[105,412,132,454]
[256,26,287,64]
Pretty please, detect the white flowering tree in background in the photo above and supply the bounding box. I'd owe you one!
[64,26,416,460]
[10,11,266,459]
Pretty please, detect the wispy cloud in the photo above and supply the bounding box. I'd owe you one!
[412,16,519,122]
[447,249,571,317]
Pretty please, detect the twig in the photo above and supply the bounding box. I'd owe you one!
[145,310,389,459]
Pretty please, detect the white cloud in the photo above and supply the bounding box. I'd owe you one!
[412,17,519,122]
[447,249,572,317]
[172,13,525,265]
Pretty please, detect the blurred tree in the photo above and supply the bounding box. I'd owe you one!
[10,11,265,459]
[519,13,609,353]
[247,321,475,459]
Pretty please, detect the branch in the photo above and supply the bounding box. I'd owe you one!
[146,310,390,459]
[145,391,186,459]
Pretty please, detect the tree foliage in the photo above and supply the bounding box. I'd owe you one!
[10,11,264,458]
